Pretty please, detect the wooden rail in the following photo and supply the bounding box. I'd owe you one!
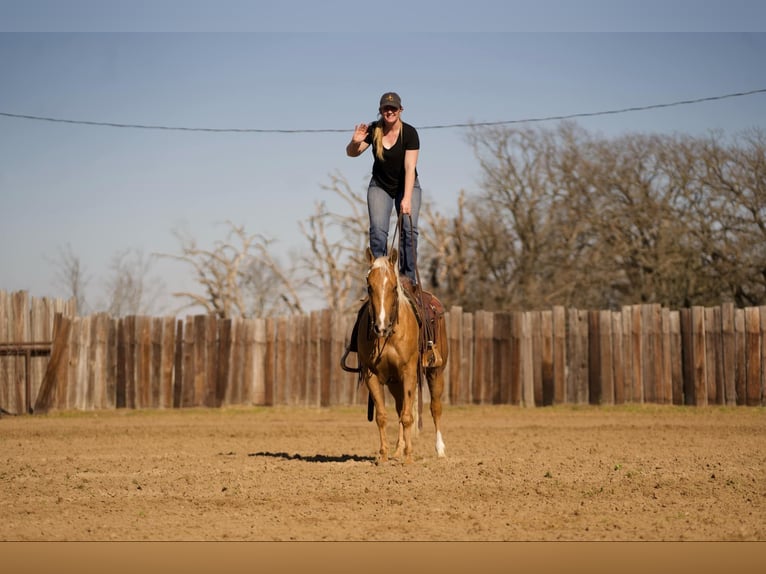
[0,343,52,414]
[0,290,76,414]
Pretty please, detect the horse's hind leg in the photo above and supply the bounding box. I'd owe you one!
[427,368,447,458]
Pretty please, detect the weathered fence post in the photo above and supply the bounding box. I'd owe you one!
[509,312,522,405]
[668,311,683,405]
[531,311,543,406]
[552,306,566,406]
[447,306,463,405]
[33,313,72,414]
[473,310,492,404]
[520,311,535,408]
[540,309,554,406]
[761,306,766,407]
[159,316,175,408]
[567,309,589,404]
[219,318,234,406]
[705,307,722,405]
[734,309,746,405]
[745,307,762,406]
[612,311,625,405]
[720,303,736,406]
[691,306,708,406]
[493,311,511,404]
[251,318,267,405]
[319,310,332,408]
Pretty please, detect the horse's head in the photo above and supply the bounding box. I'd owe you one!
[365,247,401,338]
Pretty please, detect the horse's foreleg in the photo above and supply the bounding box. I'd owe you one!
[366,374,389,463]
[427,368,447,458]
[393,372,417,463]
[391,383,406,459]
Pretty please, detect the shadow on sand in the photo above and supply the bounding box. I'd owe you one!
[248,451,376,464]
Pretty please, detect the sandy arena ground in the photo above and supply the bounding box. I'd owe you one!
[1,404,764,541]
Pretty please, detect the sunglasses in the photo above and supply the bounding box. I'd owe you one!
[379,106,401,114]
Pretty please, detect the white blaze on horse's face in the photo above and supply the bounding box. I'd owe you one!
[368,258,398,338]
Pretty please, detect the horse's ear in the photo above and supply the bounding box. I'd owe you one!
[389,248,398,266]
[366,247,374,264]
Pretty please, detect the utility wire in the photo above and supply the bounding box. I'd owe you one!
[426,88,766,129]
[1,89,764,134]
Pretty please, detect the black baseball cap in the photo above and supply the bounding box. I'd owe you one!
[379,92,402,109]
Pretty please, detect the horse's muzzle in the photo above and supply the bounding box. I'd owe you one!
[373,322,394,338]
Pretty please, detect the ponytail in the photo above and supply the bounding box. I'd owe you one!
[372,118,402,161]
[372,122,384,161]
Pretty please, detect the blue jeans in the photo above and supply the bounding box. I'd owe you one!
[367,177,421,284]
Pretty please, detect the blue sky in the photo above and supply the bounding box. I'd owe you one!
[1,2,765,314]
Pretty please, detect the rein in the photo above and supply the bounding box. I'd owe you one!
[389,212,424,293]
[390,212,428,349]
[389,212,427,430]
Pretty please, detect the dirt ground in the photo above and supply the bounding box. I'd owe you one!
[1,403,764,541]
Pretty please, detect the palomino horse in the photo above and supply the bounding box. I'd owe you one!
[355,247,448,463]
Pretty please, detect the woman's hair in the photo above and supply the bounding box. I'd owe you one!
[372,117,402,161]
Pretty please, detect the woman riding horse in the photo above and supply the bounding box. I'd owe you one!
[350,248,449,462]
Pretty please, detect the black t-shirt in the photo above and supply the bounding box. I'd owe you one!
[364,121,420,196]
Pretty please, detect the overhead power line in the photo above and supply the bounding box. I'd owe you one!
[1,89,764,134]
[427,88,766,130]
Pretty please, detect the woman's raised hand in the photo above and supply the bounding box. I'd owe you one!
[351,123,369,144]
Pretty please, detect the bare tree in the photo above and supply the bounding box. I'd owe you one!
[157,172,371,319]
[458,123,584,310]
[48,243,89,314]
[434,122,766,311]
[158,221,303,318]
[420,190,470,305]
[580,131,703,307]
[100,249,165,316]
[251,239,305,316]
[670,128,765,306]
[297,172,369,314]
[47,125,763,320]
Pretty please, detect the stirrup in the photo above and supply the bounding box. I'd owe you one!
[340,346,361,373]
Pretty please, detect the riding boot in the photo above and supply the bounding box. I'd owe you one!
[422,340,443,368]
[399,276,420,301]
[422,317,443,369]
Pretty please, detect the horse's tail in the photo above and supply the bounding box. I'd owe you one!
[367,394,374,422]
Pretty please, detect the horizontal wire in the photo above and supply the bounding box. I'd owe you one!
[425,88,766,129]
[1,88,764,134]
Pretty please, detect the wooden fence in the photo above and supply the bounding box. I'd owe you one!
[1,290,765,413]
[0,291,76,414]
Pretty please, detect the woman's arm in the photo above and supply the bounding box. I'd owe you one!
[400,148,419,215]
[346,123,371,157]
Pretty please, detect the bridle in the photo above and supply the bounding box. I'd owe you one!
[365,260,400,340]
